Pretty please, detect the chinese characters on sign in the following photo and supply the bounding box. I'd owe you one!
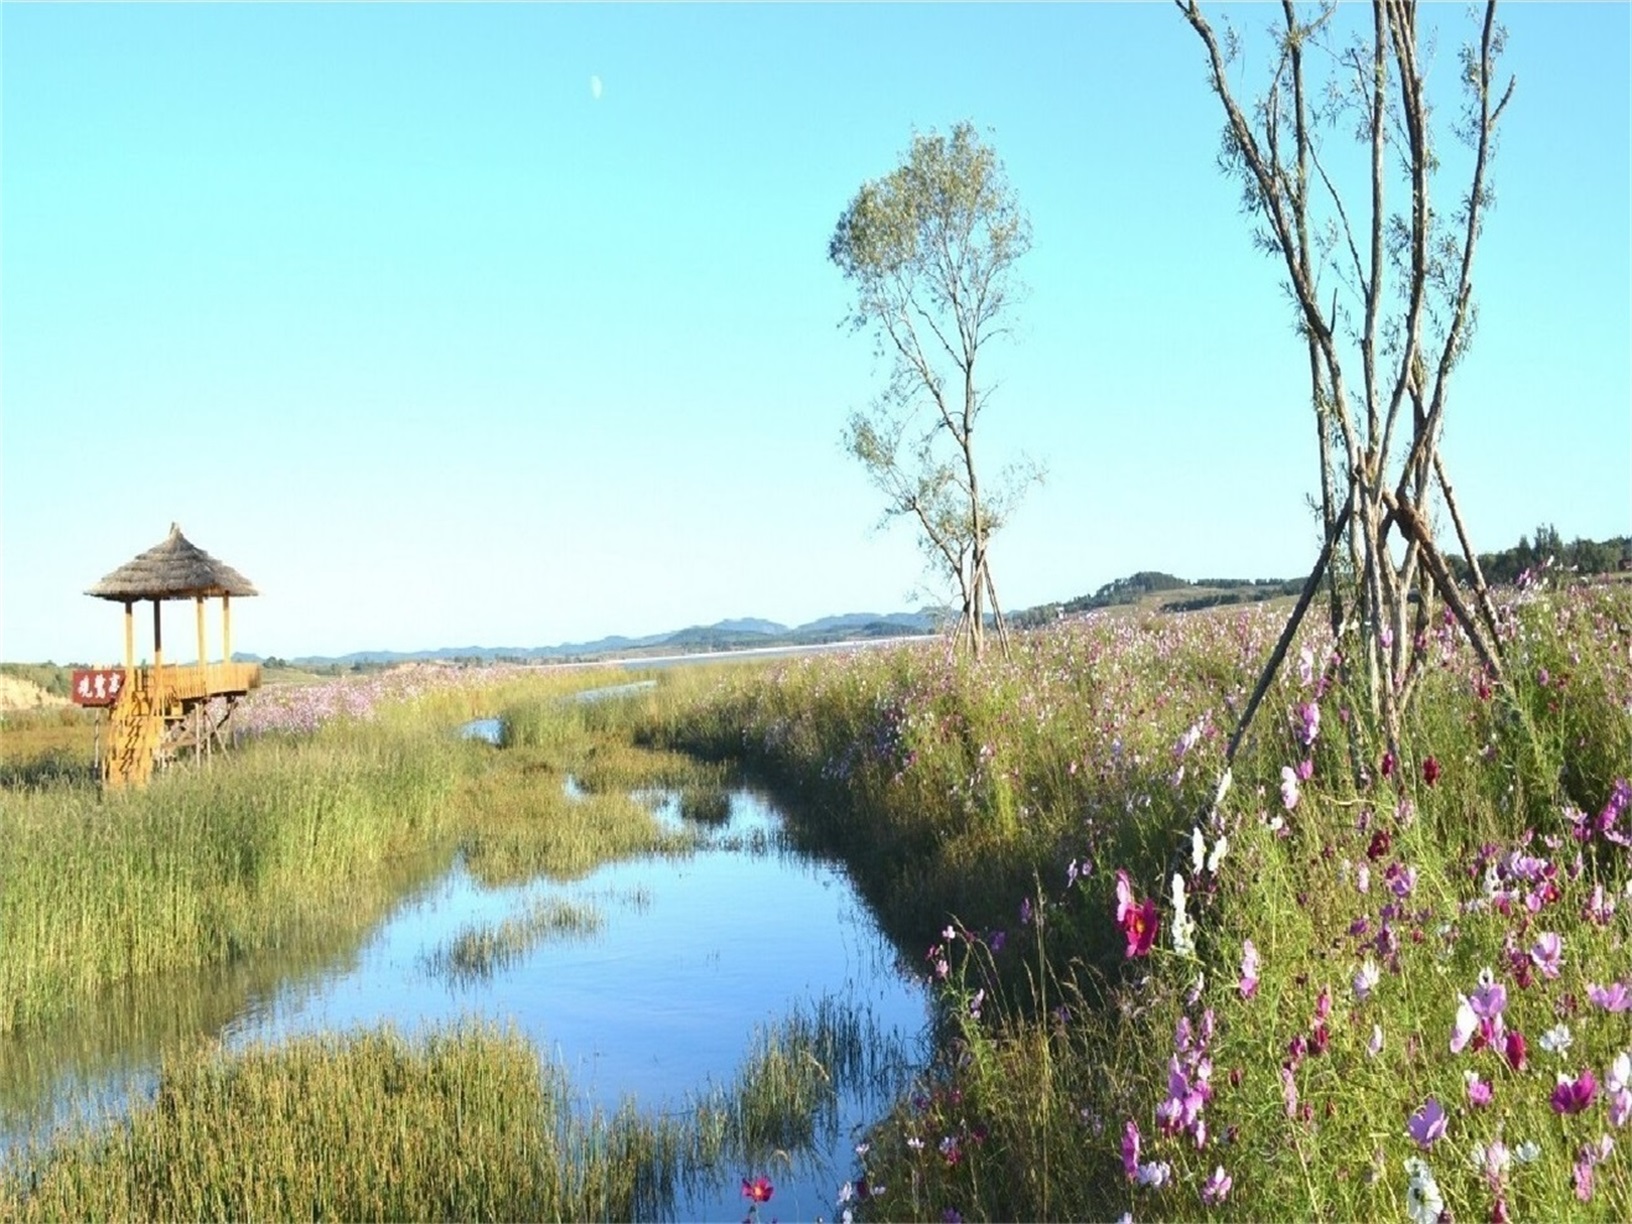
[71,668,125,707]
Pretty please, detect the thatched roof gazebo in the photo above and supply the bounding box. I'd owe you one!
[87,522,258,677]
[84,524,262,786]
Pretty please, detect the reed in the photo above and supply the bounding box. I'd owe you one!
[1,1024,688,1221]
[423,897,604,986]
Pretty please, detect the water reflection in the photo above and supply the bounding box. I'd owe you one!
[2,782,929,1221]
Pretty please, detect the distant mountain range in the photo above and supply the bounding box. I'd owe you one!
[251,611,942,669]
[243,525,1632,670]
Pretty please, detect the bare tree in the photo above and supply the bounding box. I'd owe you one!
[830,122,1039,662]
[1177,0,1516,770]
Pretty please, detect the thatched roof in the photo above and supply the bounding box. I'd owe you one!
[85,524,259,602]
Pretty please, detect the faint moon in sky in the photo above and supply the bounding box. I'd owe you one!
[590,75,603,100]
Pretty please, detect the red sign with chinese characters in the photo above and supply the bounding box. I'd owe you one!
[70,668,126,707]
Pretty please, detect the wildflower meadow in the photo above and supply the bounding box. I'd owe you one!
[654,573,1632,1221]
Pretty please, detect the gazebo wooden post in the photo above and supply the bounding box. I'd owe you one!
[196,595,209,761]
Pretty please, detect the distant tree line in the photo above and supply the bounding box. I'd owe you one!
[1448,525,1631,587]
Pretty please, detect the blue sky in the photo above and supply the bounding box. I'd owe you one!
[3,3,1627,662]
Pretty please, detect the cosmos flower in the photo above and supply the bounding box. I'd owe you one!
[1552,1069,1597,1116]
[1201,1165,1232,1206]
[1239,939,1260,1000]
[1407,1099,1447,1149]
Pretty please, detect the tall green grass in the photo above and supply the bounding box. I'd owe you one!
[623,584,1632,1220]
[2,1025,681,1221]
[0,668,677,1039]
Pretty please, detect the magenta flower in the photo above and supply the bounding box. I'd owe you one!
[1530,932,1564,979]
[1115,870,1159,958]
[1201,1165,1232,1206]
[1121,1119,1141,1180]
[1552,1069,1597,1115]
[1407,1098,1448,1149]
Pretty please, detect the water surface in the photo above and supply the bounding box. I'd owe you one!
[3,773,929,1222]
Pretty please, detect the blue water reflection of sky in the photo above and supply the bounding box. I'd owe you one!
[221,787,931,1221]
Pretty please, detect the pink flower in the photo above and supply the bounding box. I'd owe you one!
[1530,932,1564,979]
[1450,996,1479,1054]
[1407,1098,1448,1149]
[1607,1054,1631,1128]
[1239,940,1260,1000]
[1280,1065,1299,1117]
[1280,766,1301,811]
[1575,1157,1595,1202]
[1296,701,1320,747]
[1552,1069,1597,1115]
[1201,1165,1232,1206]
[1465,1071,1493,1108]
[1470,975,1508,1024]
[1588,982,1631,1012]
[1114,870,1135,924]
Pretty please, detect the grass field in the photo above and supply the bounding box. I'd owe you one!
[5,578,1629,1220]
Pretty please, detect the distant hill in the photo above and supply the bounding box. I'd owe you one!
[253,611,941,670]
[218,529,1632,674]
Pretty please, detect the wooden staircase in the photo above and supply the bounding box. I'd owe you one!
[105,683,162,789]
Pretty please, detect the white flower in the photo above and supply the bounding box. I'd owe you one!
[1404,1157,1444,1224]
[1609,1052,1632,1095]
[1539,1023,1574,1056]
[1170,874,1196,956]
[1353,958,1382,1002]
[1135,1160,1172,1188]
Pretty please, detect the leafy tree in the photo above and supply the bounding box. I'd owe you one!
[1178,0,1516,766]
[829,122,1040,662]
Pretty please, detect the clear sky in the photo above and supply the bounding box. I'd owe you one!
[3,2,1627,663]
